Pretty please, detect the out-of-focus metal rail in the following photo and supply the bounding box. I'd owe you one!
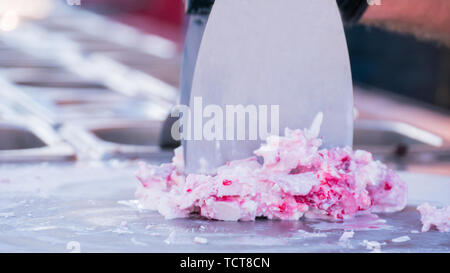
[0,3,180,162]
[0,117,75,162]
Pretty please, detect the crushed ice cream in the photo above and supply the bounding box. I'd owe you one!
[339,231,354,241]
[391,235,411,243]
[193,236,208,244]
[361,240,385,253]
[135,114,407,221]
[417,203,450,232]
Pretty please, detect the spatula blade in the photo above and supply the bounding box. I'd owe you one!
[184,0,353,174]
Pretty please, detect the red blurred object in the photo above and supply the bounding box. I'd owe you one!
[143,0,185,26]
[82,0,185,45]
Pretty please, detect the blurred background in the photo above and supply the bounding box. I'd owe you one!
[0,0,449,175]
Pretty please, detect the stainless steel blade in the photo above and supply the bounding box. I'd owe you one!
[185,0,353,174]
[180,15,209,107]
[159,15,208,148]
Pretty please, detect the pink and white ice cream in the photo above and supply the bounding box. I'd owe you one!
[417,203,450,232]
[135,115,407,221]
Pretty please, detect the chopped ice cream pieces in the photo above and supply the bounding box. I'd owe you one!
[297,230,327,238]
[391,235,411,243]
[193,236,208,244]
[361,240,385,253]
[135,114,407,221]
[417,203,450,232]
[112,227,132,234]
[131,237,147,246]
[164,231,177,245]
[338,230,354,249]
[339,230,354,241]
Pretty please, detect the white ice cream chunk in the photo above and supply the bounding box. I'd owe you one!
[193,237,208,244]
[417,203,450,232]
[339,230,355,241]
[391,235,411,243]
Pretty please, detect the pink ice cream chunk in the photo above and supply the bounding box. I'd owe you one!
[135,116,407,221]
[417,203,450,232]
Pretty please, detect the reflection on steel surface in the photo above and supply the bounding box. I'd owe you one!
[0,119,75,162]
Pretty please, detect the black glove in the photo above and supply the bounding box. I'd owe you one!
[185,0,368,23]
[185,0,214,15]
[336,0,369,23]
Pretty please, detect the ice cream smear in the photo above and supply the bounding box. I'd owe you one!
[136,113,408,221]
[417,203,450,232]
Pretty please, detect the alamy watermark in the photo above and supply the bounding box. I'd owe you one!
[171,97,280,142]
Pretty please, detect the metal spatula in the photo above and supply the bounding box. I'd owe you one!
[184,0,353,174]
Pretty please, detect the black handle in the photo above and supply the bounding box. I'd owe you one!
[336,0,369,23]
[185,0,214,15]
[185,0,368,23]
